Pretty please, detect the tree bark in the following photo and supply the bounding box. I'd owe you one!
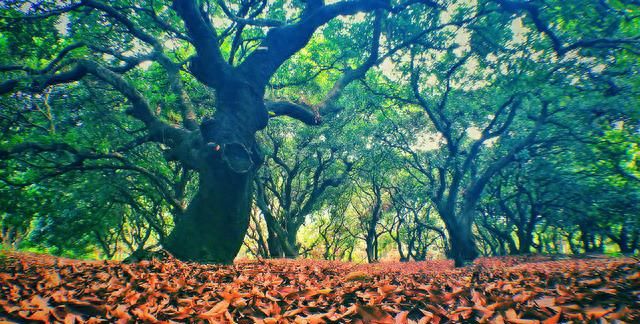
[517,229,533,254]
[443,211,479,267]
[164,80,266,263]
[266,225,284,258]
[284,223,300,258]
[164,158,256,263]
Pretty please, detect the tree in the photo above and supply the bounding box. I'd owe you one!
[314,190,356,261]
[0,0,397,262]
[369,0,640,265]
[385,177,447,261]
[1,0,638,264]
[480,161,567,255]
[380,68,554,265]
[346,150,397,263]
[254,120,352,258]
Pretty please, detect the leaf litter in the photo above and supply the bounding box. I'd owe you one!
[0,252,638,323]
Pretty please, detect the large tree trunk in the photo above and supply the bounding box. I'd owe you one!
[164,80,267,263]
[517,229,532,254]
[444,211,479,267]
[365,235,377,263]
[284,225,299,258]
[261,213,299,258]
[266,224,284,258]
[164,161,255,263]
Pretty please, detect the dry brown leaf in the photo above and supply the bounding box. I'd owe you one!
[356,304,394,323]
[345,271,371,281]
[198,300,230,319]
[585,306,612,320]
[541,311,561,324]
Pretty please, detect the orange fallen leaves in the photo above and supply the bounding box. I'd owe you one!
[345,271,371,282]
[0,252,638,323]
[198,300,230,320]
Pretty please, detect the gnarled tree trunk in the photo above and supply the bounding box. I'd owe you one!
[164,79,267,263]
[443,211,479,267]
[164,160,256,263]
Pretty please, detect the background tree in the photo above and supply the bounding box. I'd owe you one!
[254,120,352,258]
[385,175,447,261]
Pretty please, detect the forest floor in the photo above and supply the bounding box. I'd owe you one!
[0,252,638,323]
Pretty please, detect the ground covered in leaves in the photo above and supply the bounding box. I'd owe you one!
[0,252,638,323]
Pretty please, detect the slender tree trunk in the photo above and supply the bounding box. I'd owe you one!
[611,225,636,254]
[594,234,604,253]
[374,236,379,260]
[347,243,355,262]
[581,227,593,253]
[323,241,331,260]
[497,240,505,256]
[251,212,270,258]
[618,225,630,253]
[365,213,380,263]
[631,232,639,254]
[534,232,544,254]
[262,216,298,258]
[478,229,497,256]
[394,226,407,261]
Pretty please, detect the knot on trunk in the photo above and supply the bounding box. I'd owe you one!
[222,142,253,173]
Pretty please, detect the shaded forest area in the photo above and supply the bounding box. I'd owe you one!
[1,0,639,274]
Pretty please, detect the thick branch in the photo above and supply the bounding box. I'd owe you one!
[316,11,384,113]
[216,0,284,27]
[0,2,82,20]
[495,0,640,56]
[83,0,161,48]
[466,102,549,206]
[77,59,188,145]
[0,52,150,96]
[265,100,321,125]
[171,0,231,88]
[81,1,198,130]
[238,0,390,86]
[0,142,183,211]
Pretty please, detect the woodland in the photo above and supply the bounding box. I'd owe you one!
[0,0,639,322]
